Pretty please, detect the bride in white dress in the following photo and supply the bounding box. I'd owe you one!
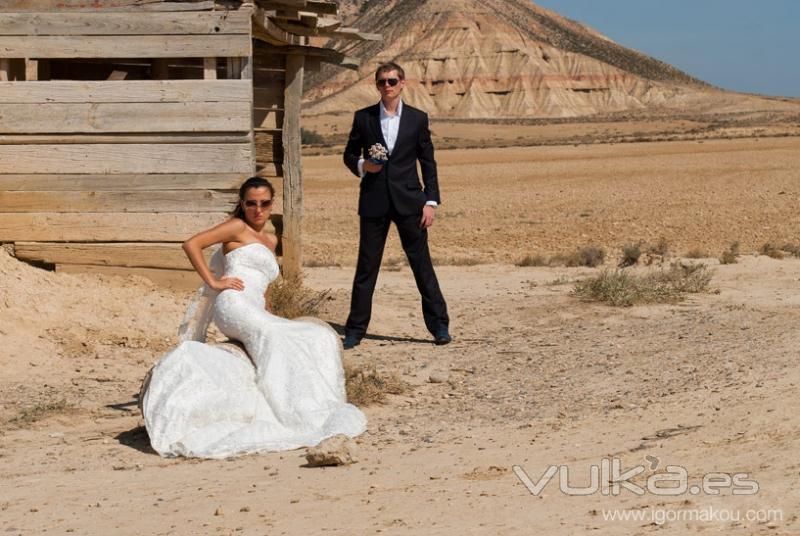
[141,177,367,459]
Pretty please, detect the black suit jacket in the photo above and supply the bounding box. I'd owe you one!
[343,103,440,217]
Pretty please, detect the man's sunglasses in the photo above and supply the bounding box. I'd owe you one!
[243,199,273,209]
[376,77,400,87]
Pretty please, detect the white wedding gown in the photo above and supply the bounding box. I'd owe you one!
[142,242,367,459]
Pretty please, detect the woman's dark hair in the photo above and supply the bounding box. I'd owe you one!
[231,176,276,220]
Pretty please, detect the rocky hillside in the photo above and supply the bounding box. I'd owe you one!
[304,0,728,118]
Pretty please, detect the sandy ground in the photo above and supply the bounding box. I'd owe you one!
[2,137,800,534]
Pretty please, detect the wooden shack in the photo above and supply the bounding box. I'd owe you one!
[0,0,377,285]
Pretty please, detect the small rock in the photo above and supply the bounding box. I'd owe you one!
[428,373,449,384]
[214,507,224,516]
[305,434,357,467]
[239,506,250,512]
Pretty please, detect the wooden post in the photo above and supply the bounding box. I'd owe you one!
[0,59,10,81]
[203,57,217,79]
[281,53,304,280]
[24,58,38,81]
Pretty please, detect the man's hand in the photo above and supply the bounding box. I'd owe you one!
[362,160,383,174]
[419,205,436,229]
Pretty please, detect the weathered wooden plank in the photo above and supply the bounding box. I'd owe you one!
[0,133,251,144]
[0,212,229,241]
[0,11,250,36]
[0,143,252,174]
[0,1,216,13]
[0,102,251,133]
[0,190,236,213]
[0,35,251,59]
[56,263,202,291]
[0,173,255,191]
[14,241,204,269]
[0,79,251,103]
[0,58,9,81]
[24,58,37,80]
[281,53,304,278]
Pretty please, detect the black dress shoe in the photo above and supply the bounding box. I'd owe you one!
[433,327,452,345]
[343,335,362,350]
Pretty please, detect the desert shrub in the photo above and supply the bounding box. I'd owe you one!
[551,246,606,268]
[516,254,549,267]
[781,243,800,258]
[572,262,712,307]
[719,241,740,265]
[269,276,330,318]
[432,256,484,266]
[300,128,325,145]
[9,399,75,427]
[619,243,642,267]
[760,242,785,259]
[684,248,710,259]
[344,364,409,406]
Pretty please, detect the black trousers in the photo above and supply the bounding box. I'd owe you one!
[345,208,449,338]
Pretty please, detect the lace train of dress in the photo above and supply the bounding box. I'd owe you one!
[142,242,366,458]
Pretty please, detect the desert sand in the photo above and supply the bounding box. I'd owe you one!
[2,137,800,535]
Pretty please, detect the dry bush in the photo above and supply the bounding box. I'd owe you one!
[551,246,606,268]
[9,399,75,427]
[648,237,670,257]
[684,248,710,259]
[572,262,713,307]
[719,241,741,265]
[781,243,800,258]
[344,364,409,406]
[269,276,330,319]
[619,243,642,267]
[516,254,549,267]
[432,256,484,266]
[760,243,785,259]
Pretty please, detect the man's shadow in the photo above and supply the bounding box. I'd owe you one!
[106,397,158,455]
[325,321,431,344]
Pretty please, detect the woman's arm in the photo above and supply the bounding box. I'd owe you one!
[182,218,246,291]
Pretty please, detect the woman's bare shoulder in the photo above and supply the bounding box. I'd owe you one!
[262,232,279,252]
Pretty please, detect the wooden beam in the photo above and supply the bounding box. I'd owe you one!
[0,12,250,36]
[0,212,229,242]
[0,173,255,191]
[0,58,9,81]
[0,1,216,13]
[0,190,236,213]
[281,53,304,279]
[0,143,253,174]
[0,35,251,59]
[0,133,251,144]
[0,80,252,104]
[0,102,252,133]
[14,241,209,270]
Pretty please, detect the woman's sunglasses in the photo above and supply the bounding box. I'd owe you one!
[376,77,400,87]
[243,199,273,209]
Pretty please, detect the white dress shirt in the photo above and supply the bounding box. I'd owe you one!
[358,99,437,207]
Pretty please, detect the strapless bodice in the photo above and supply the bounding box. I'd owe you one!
[222,242,280,298]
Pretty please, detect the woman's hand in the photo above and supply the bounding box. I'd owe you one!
[211,276,245,292]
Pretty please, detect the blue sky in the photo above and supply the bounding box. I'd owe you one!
[533,0,800,97]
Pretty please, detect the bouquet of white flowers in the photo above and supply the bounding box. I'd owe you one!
[368,143,389,165]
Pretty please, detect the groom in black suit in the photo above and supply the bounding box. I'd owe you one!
[342,62,450,348]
